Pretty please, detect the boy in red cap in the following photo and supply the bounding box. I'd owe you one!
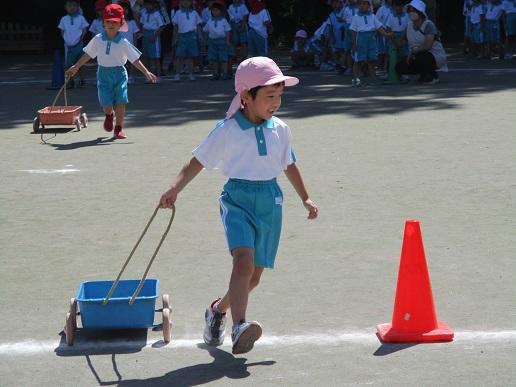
[66,3,157,139]
[160,57,318,354]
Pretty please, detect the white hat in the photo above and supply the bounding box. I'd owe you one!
[408,0,427,17]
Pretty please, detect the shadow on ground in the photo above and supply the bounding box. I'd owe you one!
[116,344,276,387]
[1,49,515,130]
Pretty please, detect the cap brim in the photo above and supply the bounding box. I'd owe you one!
[264,75,299,87]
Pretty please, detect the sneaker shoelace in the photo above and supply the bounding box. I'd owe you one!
[210,310,224,338]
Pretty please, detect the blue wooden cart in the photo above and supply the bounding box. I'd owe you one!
[64,206,175,346]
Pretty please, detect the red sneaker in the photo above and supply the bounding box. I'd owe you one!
[114,126,127,139]
[103,113,114,132]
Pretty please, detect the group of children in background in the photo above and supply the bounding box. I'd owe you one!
[59,0,274,84]
[292,0,411,86]
[462,0,516,59]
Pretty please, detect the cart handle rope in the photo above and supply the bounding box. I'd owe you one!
[51,75,69,107]
[103,204,176,306]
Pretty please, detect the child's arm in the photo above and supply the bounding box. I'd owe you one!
[65,53,92,77]
[351,30,357,52]
[131,59,158,82]
[284,163,318,220]
[172,24,178,46]
[376,26,393,38]
[160,157,204,208]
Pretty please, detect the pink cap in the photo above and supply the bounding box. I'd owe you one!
[295,29,308,39]
[226,57,299,119]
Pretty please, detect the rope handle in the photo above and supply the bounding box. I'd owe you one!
[102,204,176,306]
[51,75,70,107]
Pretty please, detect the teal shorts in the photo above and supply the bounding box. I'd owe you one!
[219,178,283,269]
[208,38,229,62]
[353,31,377,62]
[231,21,248,45]
[142,30,161,59]
[248,28,268,57]
[97,65,128,106]
[176,31,199,58]
[66,42,84,67]
[507,13,516,37]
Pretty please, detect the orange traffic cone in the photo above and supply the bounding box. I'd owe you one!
[376,220,454,343]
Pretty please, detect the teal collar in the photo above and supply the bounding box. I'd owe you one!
[101,32,123,43]
[234,110,274,156]
[235,110,275,131]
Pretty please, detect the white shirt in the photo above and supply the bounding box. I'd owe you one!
[140,8,166,30]
[228,3,249,23]
[327,11,346,39]
[83,33,141,67]
[375,4,393,25]
[203,17,231,39]
[201,7,212,25]
[469,3,485,24]
[248,9,271,38]
[292,40,310,53]
[385,12,409,33]
[339,5,359,24]
[89,19,104,36]
[503,0,516,14]
[486,2,505,20]
[58,14,89,46]
[313,20,329,39]
[120,20,140,44]
[192,111,295,181]
[463,0,473,16]
[350,13,383,32]
[172,8,202,33]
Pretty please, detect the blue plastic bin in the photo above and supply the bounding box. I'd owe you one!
[76,279,159,329]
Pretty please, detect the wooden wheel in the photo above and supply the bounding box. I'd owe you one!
[33,117,40,133]
[69,298,77,329]
[65,312,75,346]
[162,294,170,310]
[80,113,88,128]
[162,307,171,343]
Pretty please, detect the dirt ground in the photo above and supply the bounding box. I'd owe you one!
[0,50,515,386]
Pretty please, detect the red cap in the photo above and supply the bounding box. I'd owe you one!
[103,3,125,23]
[95,0,107,10]
[211,0,226,8]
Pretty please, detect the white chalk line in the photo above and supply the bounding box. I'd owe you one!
[19,169,80,174]
[1,330,515,356]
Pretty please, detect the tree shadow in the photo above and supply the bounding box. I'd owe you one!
[2,48,515,131]
[117,344,276,387]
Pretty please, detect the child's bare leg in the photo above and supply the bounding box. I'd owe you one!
[78,67,85,82]
[217,249,264,318]
[154,58,161,77]
[368,61,375,77]
[114,105,125,127]
[186,58,194,74]
[103,105,114,115]
[217,265,263,313]
[353,60,360,78]
[175,58,182,74]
